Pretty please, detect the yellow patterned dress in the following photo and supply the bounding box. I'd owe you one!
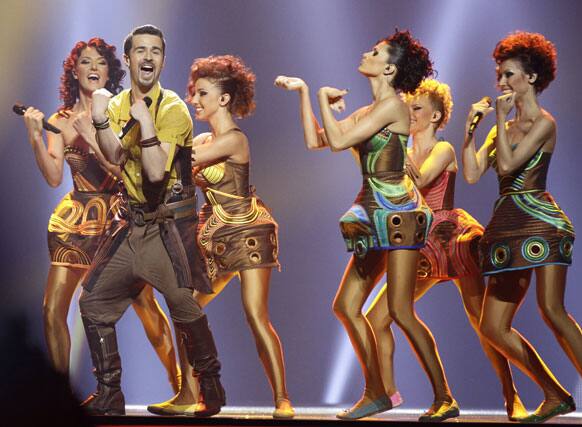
[47,145,119,268]
[195,158,279,281]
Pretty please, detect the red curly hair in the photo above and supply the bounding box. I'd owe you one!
[186,55,256,118]
[59,37,125,113]
[493,32,557,93]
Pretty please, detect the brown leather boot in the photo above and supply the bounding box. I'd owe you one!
[175,315,225,417]
[81,318,125,416]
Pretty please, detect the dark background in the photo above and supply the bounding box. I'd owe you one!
[1,0,581,411]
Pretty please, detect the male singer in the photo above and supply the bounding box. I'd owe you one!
[79,24,225,417]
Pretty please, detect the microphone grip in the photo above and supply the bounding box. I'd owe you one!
[117,96,153,140]
[43,121,62,134]
[467,112,483,136]
[13,103,61,134]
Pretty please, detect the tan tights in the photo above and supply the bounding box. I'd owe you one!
[367,274,521,413]
[332,249,452,408]
[479,266,580,409]
[177,268,290,405]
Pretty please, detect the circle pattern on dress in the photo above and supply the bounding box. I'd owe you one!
[559,236,574,262]
[491,243,511,269]
[521,236,549,263]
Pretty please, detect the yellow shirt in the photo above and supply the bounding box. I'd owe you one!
[107,82,193,204]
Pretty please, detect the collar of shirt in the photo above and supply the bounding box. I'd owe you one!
[118,81,163,124]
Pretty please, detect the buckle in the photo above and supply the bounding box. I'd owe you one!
[172,181,184,195]
[132,208,146,226]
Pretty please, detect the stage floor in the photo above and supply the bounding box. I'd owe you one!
[91,406,582,426]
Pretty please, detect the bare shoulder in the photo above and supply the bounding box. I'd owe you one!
[538,110,556,130]
[375,95,406,115]
[218,128,249,148]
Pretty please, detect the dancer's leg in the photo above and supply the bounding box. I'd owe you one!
[385,249,457,420]
[365,277,438,399]
[43,265,84,375]
[535,265,582,376]
[132,284,181,394]
[333,251,389,413]
[239,268,293,416]
[454,275,525,418]
[479,270,571,416]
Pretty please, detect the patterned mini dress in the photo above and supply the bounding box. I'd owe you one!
[339,127,432,257]
[195,147,279,281]
[48,145,119,268]
[417,170,484,279]
[480,147,574,275]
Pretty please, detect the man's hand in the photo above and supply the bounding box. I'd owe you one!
[130,99,153,125]
[91,88,113,122]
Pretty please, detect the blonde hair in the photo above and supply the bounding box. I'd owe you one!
[405,79,453,130]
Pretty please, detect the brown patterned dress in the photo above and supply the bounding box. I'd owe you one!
[480,149,574,275]
[47,145,119,268]
[195,156,279,281]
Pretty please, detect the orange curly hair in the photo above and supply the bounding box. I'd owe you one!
[186,55,256,118]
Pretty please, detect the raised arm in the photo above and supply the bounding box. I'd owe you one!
[91,89,125,165]
[318,88,404,152]
[461,98,495,184]
[409,141,456,189]
[274,76,328,150]
[23,107,64,187]
[494,92,555,175]
[72,111,121,178]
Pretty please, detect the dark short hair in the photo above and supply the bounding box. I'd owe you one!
[380,29,434,94]
[493,31,556,94]
[123,24,166,56]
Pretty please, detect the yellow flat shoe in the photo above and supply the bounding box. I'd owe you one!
[273,398,295,419]
[147,400,199,416]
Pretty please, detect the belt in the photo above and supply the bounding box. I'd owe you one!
[128,196,197,226]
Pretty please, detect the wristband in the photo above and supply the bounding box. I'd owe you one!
[92,117,110,130]
[140,136,161,148]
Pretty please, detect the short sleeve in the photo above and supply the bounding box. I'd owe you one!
[156,102,193,148]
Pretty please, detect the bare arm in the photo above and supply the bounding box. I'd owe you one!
[317,87,404,152]
[410,141,456,189]
[461,98,495,184]
[23,108,64,187]
[274,76,329,150]
[494,93,554,175]
[191,131,248,166]
[91,89,125,165]
[72,111,121,178]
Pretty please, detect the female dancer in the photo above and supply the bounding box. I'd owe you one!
[365,79,526,420]
[276,30,458,422]
[463,31,580,423]
[21,38,181,393]
[148,55,294,418]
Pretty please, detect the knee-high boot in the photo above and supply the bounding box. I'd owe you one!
[81,317,125,416]
[175,315,225,417]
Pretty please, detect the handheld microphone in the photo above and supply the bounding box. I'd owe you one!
[118,96,153,140]
[13,104,62,134]
[467,96,492,136]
